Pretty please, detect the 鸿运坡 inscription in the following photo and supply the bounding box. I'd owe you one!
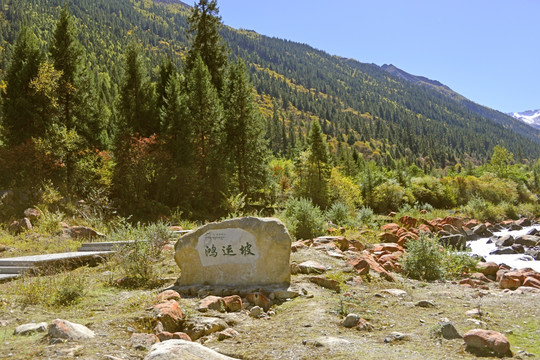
[196,228,259,266]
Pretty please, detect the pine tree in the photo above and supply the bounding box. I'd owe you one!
[156,56,176,130]
[185,55,225,215]
[185,0,228,94]
[2,25,44,145]
[49,6,83,131]
[223,59,269,199]
[118,41,157,136]
[307,119,330,207]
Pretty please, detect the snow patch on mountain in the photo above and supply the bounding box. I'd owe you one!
[509,109,540,129]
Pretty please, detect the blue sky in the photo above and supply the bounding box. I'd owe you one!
[219,0,539,113]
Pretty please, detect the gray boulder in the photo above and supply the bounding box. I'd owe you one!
[14,322,48,335]
[439,234,466,249]
[490,247,517,255]
[439,320,461,340]
[495,235,514,247]
[514,235,540,247]
[183,317,228,341]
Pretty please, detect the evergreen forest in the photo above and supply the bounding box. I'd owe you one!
[1,0,540,224]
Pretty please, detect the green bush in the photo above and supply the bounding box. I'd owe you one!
[372,180,409,213]
[53,273,86,306]
[463,197,503,222]
[284,198,325,240]
[326,202,355,227]
[402,234,445,281]
[402,234,478,281]
[109,222,173,287]
[356,206,375,227]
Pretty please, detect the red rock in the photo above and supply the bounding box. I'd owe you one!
[396,227,407,237]
[245,292,273,311]
[371,243,404,253]
[469,272,491,283]
[443,216,464,229]
[154,290,181,304]
[347,252,395,281]
[378,253,401,265]
[417,224,433,233]
[463,329,511,356]
[523,277,540,289]
[459,278,489,289]
[382,223,401,234]
[222,295,243,312]
[291,240,306,252]
[476,262,499,277]
[347,257,370,275]
[153,300,184,332]
[156,331,191,342]
[218,328,239,341]
[308,276,341,292]
[198,296,225,312]
[169,225,183,231]
[499,271,524,290]
[464,219,479,228]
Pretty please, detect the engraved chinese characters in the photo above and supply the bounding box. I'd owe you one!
[196,229,259,266]
[174,217,292,287]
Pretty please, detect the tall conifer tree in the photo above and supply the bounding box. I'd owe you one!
[224,59,269,198]
[2,25,43,145]
[118,41,156,136]
[185,0,228,94]
[185,56,225,215]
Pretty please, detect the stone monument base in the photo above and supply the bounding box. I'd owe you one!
[170,280,303,300]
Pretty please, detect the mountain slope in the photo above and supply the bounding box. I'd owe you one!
[1,0,539,166]
[381,64,540,143]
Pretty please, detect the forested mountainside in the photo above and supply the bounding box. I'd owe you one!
[1,0,539,167]
[381,64,538,142]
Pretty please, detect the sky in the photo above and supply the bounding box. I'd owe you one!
[218,0,539,113]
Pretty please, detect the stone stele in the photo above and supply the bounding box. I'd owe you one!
[174,217,291,287]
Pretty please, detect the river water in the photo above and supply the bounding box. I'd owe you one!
[467,226,540,272]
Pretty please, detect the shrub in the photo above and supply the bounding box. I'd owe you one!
[326,202,355,227]
[53,273,86,306]
[328,168,362,210]
[463,197,503,222]
[372,180,408,213]
[109,222,173,287]
[402,234,478,280]
[283,198,325,240]
[356,206,375,227]
[402,234,445,281]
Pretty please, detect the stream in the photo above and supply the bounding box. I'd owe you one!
[467,226,540,272]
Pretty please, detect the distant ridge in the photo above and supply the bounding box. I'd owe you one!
[381,64,454,94]
[381,63,540,140]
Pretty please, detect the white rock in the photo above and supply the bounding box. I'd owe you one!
[381,289,407,297]
[48,319,95,340]
[145,339,239,360]
[249,306,263,318]
[14,322,48,335]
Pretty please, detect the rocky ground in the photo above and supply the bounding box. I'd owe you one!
[1,236,539,360]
